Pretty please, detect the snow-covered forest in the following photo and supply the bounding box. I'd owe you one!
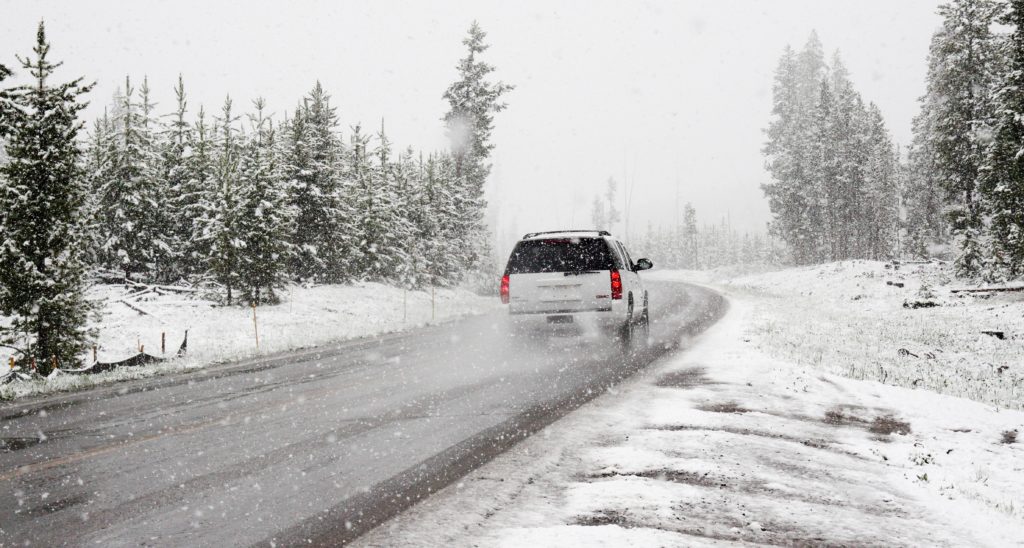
[0,21,510,372]
[761,32,901,266]
[758,0,1024,282]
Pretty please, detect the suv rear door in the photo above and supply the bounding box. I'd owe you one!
[505,237,616,314]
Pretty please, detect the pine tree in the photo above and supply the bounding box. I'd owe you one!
[201,97,243,303]
[924,0,1002,275]
[0,22,95,372]
[285,83,354,282]
[762,41,824,265]
[904,64,948,258]
[863,104,899,260]
[161,75,193,281]
[138,77,175,281]
[0,61,13,139]
[683,203,698,268]
[352,123,412,282]
[82,112,112,267]
[235,98,293,304]
[181,107,214,278]
[390,147,421,287]
[442,22,513,277]
[589,178,621,231]
[96,76,168,280]
[982,0,1024,277]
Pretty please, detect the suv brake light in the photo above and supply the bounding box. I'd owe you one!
[500,274,510,304]
[610,269,622,300]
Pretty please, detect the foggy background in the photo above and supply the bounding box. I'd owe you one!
[0,0,943,255]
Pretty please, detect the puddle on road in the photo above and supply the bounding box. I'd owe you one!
[0,436,44,452]
[22,492,89,518]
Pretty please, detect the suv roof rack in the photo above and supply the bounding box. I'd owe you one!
[522,230,612,239]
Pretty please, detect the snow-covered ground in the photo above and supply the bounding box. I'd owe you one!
[666,261,1023,411]
[357,266,1024,547]
[0,282,498,400]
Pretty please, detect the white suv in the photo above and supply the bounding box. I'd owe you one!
[500,230,653,347]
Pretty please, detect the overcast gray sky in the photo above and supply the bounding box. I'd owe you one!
[2,0,943,252]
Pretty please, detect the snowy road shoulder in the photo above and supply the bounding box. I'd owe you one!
[357,294,1024,547]
[1,282,498,401]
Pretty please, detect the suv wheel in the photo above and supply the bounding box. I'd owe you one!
[618,298,635,353]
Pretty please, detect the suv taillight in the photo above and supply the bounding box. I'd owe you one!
[500,274,510,304]
[610,269,622,300]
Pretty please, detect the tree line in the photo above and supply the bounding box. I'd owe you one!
[761,32,900,266]
[0,21,510,371]
[631,204,782,270]
[904,0,1024,280]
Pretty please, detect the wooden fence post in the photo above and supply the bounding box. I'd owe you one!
[252,302,260,349]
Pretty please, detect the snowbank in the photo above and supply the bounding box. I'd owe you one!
[0,282,498,400]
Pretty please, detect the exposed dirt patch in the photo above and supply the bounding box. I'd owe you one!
[655,367,716,389]
[698,401,749,414]
[575,509,635,528]
[823,407,911,437]
[870,416,911,436]
[823,408,868,427]
[591,469,724,489]
[1001,430,1018,444]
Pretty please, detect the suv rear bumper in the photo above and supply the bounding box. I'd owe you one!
[507,303,628,330]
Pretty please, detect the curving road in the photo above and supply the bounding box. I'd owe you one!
[0,280,724,546]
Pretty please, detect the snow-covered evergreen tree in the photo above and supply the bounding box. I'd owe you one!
[590,178,621,232]
[442,22,513,278]
[0,22,95,371]
[235,98,293,304]
[982,0,1024,278]
[762,43,818,264]
[138,77,175,281]
[352,123,413,282]
[0,61,12,139]
[862,104,899,260]
[285,83,354,282]
[160,75,193,281]
[904,60,948,259]
[180,106,214,278]
[201,97,243,303]
[923,0,1003,275]
[81,111,112,267]
[96,76,169,280]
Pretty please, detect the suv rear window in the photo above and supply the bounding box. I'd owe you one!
[505,238,615,274]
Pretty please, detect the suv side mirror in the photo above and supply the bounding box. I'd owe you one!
[635,258,653,271]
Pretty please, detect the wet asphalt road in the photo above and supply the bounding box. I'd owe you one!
[0,280,724,546]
